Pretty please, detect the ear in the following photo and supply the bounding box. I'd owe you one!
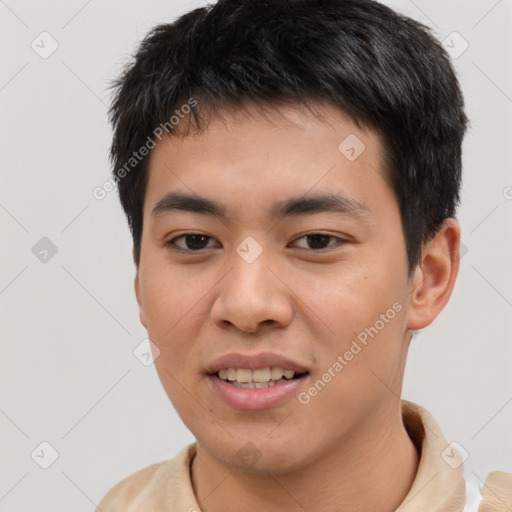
[134,270,148,329]
[406,218,461,330]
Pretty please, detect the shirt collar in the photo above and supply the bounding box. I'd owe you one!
[397,399,466,511]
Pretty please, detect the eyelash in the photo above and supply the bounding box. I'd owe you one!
[166,232,348,254]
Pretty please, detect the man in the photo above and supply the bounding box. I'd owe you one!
[96,0,511,510]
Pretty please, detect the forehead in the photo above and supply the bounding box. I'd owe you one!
[143,100,391,219]
[151,99,383,158]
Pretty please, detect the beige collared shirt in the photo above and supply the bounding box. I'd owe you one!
[95,399,512,511]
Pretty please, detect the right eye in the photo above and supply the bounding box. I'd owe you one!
[166,233,220,253]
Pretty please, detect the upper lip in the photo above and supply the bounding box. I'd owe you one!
[206,352,310,374]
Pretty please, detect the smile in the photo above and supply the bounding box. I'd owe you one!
[217,367,308,388]
[209,370,310,410]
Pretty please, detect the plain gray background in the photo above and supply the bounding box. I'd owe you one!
[1,0,511,510]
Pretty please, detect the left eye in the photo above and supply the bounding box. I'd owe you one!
[290,234,343,250]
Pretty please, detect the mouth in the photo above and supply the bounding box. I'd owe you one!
[205,352,311,410]
[207,367,310,410]
[213,367,309,389]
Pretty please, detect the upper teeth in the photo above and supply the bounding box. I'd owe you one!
[218,367,297,383]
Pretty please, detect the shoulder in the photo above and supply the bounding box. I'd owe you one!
[94,444,196,512]
[94,461,164,511]
[478,470,512,512]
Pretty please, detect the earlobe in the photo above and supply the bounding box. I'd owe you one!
[406,218,461,331]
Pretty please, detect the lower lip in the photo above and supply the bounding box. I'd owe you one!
[208,374,308,411]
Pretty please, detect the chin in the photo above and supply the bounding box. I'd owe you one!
[201,434,315,475]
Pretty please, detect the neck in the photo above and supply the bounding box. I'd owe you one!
[190,404,420,512]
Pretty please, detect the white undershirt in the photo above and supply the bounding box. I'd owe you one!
[462,474,483,512]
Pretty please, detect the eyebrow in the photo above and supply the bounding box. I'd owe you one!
[151,191,371,221]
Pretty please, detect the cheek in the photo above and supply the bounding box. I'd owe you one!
[309,263,408,374]
[139,264,216,370]
[140,262,200,330]
[303,306,407,428]
[294,263,379,338]
[153,360,209,430]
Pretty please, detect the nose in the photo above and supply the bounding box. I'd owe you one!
[210,250,294,334]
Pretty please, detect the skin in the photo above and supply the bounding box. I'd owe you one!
[134,100,461,512]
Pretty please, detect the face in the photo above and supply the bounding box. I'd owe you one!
[135,101,416,474]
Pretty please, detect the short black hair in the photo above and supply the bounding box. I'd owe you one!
[109,0,468,272]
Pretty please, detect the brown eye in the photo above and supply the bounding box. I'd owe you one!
[292,233,344,250]
[167,234,217,252]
